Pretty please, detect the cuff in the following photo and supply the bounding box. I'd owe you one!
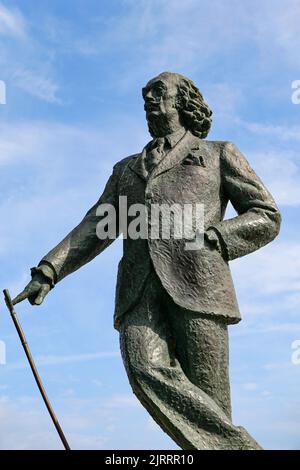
[30,262,57,288]
[205,226,228,260]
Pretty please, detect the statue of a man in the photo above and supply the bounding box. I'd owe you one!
[13,72,281,450]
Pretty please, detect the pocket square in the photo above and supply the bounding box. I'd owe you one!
[182,153,206,167]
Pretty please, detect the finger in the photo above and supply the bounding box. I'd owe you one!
[33,284,50,305]
[12,289,29,305]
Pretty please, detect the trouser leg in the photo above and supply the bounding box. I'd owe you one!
[166,306,232,418]
[119,271,262,450]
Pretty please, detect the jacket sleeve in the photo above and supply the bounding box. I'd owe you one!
[37,160,124,283]
[208,141,281,261]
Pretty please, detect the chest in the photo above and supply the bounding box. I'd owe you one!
[119,147,222,206]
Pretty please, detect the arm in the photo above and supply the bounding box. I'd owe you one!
[206,141,281,261]
[13,160,123,305]
[39,161,122,283]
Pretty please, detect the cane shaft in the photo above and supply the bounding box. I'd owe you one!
[3,289,70,450]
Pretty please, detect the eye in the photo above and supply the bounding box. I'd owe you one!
[153,85,165,98]
[142,82,166,99]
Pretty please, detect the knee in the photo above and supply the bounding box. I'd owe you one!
[129,358,154,381]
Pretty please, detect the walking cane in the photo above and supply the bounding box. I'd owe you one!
[3,289,71,450]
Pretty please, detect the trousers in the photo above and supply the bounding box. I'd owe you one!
[119,267,262,450]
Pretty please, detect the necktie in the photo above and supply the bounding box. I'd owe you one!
[145,137,166,174]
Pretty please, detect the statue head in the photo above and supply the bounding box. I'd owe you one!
[142,72,212,139]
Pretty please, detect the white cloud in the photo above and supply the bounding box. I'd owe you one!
[232,243,300,297]
[0,3,26,38]
[0,119,144,168]
[233,323,300,337]
[263,361,293,371]
[0,393,176,450]
[1,0,299,104]
[12,68,60,103]
[104,394,139,409]
[229,243,300,337]
[242,382,258,391]
[75,0,300,81]
[245,149,300,206]
[7,351,120,370]
[207,83,244,117]
[242,120,300,143]
[231,389,300,449]
[0,3,59,103]
[266,0,300,64]
[0,395,61,449]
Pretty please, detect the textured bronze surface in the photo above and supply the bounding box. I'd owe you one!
[13,72,281,449]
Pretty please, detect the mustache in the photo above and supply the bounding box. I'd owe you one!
[144,100,159,112]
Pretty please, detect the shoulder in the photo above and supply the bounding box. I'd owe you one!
[204,140,247,163]
[196,139,230,153]
[202,140,253,173]
[196,139,227,163]
[112,154,138,173]
[201,140,234,152]
[214,141,255,176]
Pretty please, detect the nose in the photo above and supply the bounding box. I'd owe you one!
[145,89,155,101]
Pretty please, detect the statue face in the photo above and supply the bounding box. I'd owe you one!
[142,73,181,136]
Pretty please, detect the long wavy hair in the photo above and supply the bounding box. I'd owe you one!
[174,73,212,139]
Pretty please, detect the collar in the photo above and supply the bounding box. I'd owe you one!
[165,127,186,148]
[147,127,186,150]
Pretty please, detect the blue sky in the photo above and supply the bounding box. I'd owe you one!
[0,0,300,450]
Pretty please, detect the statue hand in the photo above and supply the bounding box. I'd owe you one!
[12,272,51,306]
[204,229,221,252]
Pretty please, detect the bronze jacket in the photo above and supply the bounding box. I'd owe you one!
[39,131,281,329]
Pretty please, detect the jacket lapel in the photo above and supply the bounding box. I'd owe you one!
[150,130,198,179]
[128,130,200,181]
[128,147,148,181]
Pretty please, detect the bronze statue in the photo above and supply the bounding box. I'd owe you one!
[13,72,281,450]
